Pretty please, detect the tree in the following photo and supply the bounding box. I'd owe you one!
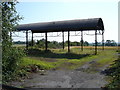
[105,40,117,46]
[28,40,36,46]
[2,1,24,83]
[111,40,117,46]
[84,41,89,46]
[36,39,45,48]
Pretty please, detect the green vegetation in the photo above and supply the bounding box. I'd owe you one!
[1,1,118,87]
[81,50,118,73]
[21,57,54,70]
[105,40,117,46]
[24,47,117,71]
[1,1,118,88]
[4,44,118,85]
[29,39,89,49]
[2,2,23,83]
[4,46,116,81]
[14,39,117,49]
[104,50,120,88]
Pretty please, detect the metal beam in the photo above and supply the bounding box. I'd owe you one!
[95,30,97,55]
[32,32,33,46]
[102,31,104,50]
[26,30,28,50]
[62,31,64,49]
[68,31,70,52]
[45,32,48,51]
[81,31,83,51]
[10,31,12,43]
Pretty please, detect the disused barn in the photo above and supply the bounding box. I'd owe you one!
[17,18,104,54]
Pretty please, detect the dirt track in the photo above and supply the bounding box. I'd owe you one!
[9,62,108,88]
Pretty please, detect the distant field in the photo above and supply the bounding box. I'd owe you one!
[70,46,118,49]
[13,44,118,50]
[12,44,26,47]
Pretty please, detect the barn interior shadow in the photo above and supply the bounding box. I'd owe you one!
[27,49,90,59]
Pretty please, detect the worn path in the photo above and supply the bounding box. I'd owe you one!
[9,62,108,88]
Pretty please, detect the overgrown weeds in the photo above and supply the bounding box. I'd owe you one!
[104,50,120,88]
[2,47,25,83]
[5,47,118,85]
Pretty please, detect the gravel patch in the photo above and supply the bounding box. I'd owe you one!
[8,56,109,88]
[9,69,107,88]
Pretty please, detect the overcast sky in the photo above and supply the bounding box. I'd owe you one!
[13,0,119,43]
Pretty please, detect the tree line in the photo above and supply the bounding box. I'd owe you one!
[13,39,118,48]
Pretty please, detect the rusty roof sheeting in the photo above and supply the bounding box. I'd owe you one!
[17,18,104,33]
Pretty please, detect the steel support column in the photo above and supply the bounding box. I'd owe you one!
[68,31,70,52]
[81,31,83,51]
[62,31,64,49]
[10,32,12,42]
[26,30,28,50]
[32,32,33,46]
[95,30,97,55]
[102,31,104,50]
[45,32,48,51]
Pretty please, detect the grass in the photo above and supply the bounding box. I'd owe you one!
[24,46,117,70]
[94,50,117,67]
[80,50,118,73]
[12,57,55,81]
[12,46,118,81]
[5,45,118,89]
[20,57,55,70]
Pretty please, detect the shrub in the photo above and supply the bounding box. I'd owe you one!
[2,47,25,83]
[105,51,120,88]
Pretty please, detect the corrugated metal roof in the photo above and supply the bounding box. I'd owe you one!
[17,18,104,33]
